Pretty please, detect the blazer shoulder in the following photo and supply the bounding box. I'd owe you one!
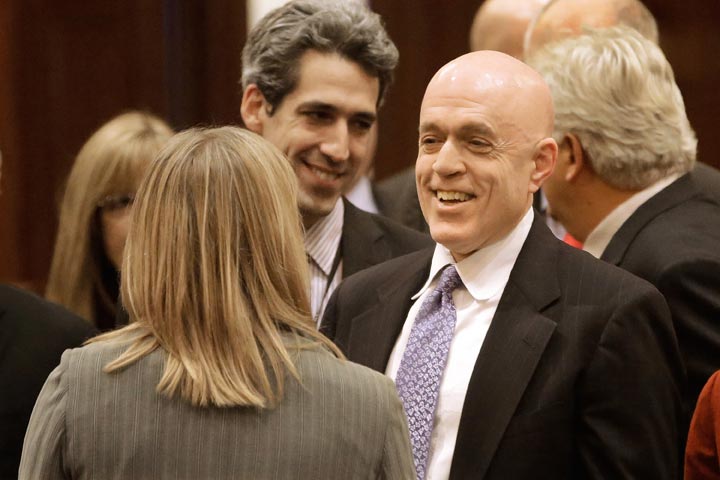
[344,201,432,252]
[340,247,433,291]
[555,239,664,301]
[0,284,97,345]
[371,212,433,251]
[622,197,720,270]
[296,347,399,404]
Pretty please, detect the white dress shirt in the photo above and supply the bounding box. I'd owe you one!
[386,208,534,480]
[305,200,344,323]
[583,174,680,258]
[344,176,380,214]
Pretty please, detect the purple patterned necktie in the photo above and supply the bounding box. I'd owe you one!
[395,265,463,480]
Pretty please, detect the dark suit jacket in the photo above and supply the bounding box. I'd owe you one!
[373,167,429,234]
[0,285,96,480]
[341,198,432,277]
[692,162,720,204]
[322,216,684,479]
[601,172,720,421]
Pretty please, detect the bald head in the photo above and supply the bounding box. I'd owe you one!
[469,0,550,58]
[424,51,554,139]
[417,51,557,256]
[525,0,658,57]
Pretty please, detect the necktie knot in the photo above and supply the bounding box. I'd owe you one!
[436,265,462,296]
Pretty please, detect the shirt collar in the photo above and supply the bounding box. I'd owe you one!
[304,200,344,275]
[413,207,534,301]
[583,174,680,258]
[344,176,380,214]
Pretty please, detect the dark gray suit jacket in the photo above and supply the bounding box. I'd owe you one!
[322,216,684,479]
[341,198,432,277]
[373,167,429,234]
[601,172,720,422]
[0,285,96,480]
[20,339,415,479]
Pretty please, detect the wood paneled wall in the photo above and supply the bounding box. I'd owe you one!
[1,0,718,288]
[0,0,246,289]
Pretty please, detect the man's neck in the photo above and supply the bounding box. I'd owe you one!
[302,214,321,230]
[571,184,637,243]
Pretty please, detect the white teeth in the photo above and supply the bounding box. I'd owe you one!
[437,190,472,202]
[310,166,340,181]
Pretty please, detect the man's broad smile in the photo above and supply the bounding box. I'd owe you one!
[309,164,342,182]
[435,189,476,203]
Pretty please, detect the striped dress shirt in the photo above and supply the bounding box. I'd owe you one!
[305,200,344,324]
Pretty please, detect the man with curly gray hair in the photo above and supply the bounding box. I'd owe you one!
[240,0,431,322]
[530,26,720,430]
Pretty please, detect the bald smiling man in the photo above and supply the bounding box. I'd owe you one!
[322,52,683,479]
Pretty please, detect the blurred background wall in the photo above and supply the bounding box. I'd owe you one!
[1,0,718,290]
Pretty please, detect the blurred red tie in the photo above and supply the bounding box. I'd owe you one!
[563,233,583,249]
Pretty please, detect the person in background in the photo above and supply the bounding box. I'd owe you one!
[374,0,551,235]
[529,25,720,435]
[0,147,96,479]
[685,370,720,480]
[20,127,415,479]
[45,111,172,330]
[323,50,683,479]
[240,0,431,322]
[524,0,720,204]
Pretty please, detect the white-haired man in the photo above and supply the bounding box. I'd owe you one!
[524,0,720,204]
[530,26,720,428]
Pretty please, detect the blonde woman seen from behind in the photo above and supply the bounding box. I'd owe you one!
[46,111,173,330]
[21,127,415,479]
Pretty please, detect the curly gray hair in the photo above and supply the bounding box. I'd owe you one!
[241,0,399,113]
[529,26,696,190]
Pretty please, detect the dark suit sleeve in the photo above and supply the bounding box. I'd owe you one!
[655,258,720,409]
[319,289,340,345]
[19,351,70,480]
[577,285,683,479]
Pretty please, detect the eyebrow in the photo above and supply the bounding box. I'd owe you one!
[457,122,496,139]
[419,120,496,138]
[297,101,377,123]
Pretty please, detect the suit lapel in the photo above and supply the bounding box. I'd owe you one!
[346,249,433,372]
[341,199,388,277]
[450,216,561,479]
[602,173,700,265]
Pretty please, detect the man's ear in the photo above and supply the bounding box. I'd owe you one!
[561,133,587,182]
[240,84,267,134]
[529,137,558,193]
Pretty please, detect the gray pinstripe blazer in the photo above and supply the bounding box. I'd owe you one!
[19,339,415,479]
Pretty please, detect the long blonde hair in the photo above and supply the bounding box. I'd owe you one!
[92,126,341,408]
[46,111,173,327]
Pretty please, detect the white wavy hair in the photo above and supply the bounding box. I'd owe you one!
[529,26,696,189]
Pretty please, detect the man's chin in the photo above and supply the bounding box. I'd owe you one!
[298,194,341,226]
